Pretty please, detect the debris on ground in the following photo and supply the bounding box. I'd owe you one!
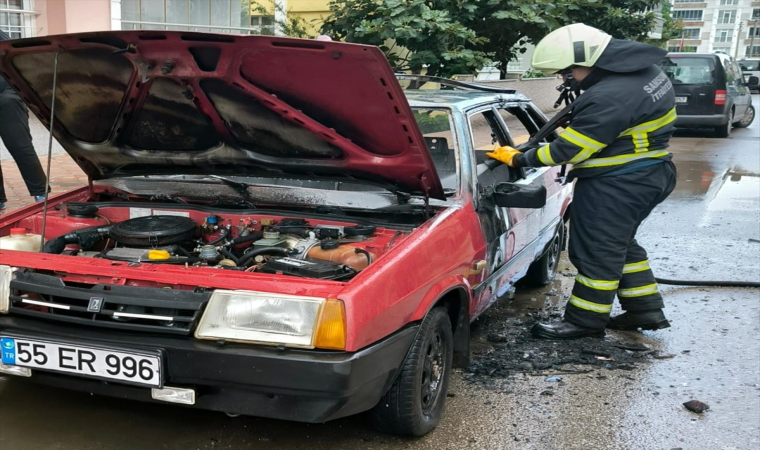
[464,292,666,387]
[683,400,710,414]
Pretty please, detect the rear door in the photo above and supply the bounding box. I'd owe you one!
[659,55,717,115]
[727,59,750,119]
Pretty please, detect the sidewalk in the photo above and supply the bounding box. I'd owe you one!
[1,153,86,212]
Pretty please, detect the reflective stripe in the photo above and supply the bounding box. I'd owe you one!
[568,147,597,164]
[620,108,677,135]
[618,283,660,298]
[576,275,619,291]
[623,260,651,274]
[569,295,613,313]
[562,127,606,151]
[537,144,556,165]
[573,150,670,169]
[632,132,649,153]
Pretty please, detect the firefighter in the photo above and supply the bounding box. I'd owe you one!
[486,24,677,339]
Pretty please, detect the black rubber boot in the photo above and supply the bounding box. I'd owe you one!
[607,309,670,331]
[531,319,606,340]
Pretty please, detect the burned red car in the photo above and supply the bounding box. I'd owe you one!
[0,32,571,436]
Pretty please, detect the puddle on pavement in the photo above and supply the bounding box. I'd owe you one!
[706,169,760,212]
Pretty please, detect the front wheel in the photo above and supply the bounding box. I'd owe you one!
[733,105,755,128]
[369,307,453,437]
[522,223,565,286]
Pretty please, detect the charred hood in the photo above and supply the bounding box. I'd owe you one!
[0,31,444,199]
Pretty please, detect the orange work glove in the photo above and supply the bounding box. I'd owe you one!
[485,146,522,168]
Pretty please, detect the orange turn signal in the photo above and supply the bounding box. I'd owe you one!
[314,299,346,350]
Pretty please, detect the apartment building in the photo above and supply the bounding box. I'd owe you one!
[669,0,760,57]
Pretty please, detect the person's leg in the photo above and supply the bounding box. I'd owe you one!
[0,90,48,200]
[562,178,631,329]
[533,162,677,339]
[610,162,677,330]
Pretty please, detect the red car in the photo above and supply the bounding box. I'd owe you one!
[0,32,571,436]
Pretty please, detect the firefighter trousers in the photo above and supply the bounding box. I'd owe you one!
[564,161,677,329]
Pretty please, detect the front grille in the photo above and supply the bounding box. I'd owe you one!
[8,271,210,336]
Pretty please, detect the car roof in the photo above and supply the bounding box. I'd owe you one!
[405,89,532,110]
[666,52,733,62]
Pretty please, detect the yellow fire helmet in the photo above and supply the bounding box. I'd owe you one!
[532,23,612,74]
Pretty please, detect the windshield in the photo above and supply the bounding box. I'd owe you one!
[658,57,716,85]
[411,109,458,191]
[738,59,760,71]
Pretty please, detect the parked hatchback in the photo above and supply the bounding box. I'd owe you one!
[738,58,760,92]
[0,31,572,436]
[659,52,756,137]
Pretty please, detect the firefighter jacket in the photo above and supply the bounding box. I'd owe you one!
[517,39,676,179]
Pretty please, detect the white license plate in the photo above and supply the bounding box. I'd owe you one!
[0,337,162,387]
[675,96,688,103]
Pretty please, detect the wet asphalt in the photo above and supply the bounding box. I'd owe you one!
[1,98,759,450]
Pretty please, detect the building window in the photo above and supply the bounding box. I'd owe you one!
[714,29,733,43]
[673,10,703,21]
[0,0,34,39]
[749,27,760,39]
[121,0,274,34]
[719,0,738,5]
[753,9,760,20]
[673,0,696,3]
[679,28,701,39]
[250,15,274,35]
[668,46,698,53]
[748,46,760,58]
[717,10,736,24]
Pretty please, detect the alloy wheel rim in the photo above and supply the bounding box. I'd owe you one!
[740,107,755,127]
[546,235,560,278]
[421,329,445,415]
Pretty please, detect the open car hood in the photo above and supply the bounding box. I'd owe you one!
[0,31,444,199]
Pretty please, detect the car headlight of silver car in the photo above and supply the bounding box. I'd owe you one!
[194,290,346,349]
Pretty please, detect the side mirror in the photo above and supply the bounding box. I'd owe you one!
[492,182,547,208]
[748,76,760,87]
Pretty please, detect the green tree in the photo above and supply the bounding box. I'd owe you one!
[320,0,490,78]
[321,0,671,79]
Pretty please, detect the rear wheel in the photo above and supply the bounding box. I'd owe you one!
[733,105,755,128]
[714,110,733,138]
[369,307,453,437]
[523,223,565,286]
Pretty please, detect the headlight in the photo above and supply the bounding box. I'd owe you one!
[195,290,330,348]
[0,265,14,314]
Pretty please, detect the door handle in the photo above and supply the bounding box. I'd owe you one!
[468,260,487,275]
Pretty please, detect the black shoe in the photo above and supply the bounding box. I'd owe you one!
[531,320,605,340]
[607,310,671,331]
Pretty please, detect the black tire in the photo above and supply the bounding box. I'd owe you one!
[369,307,453,437]
[522,223,565,286]
[733,105,755,128]
[714,110,733,138]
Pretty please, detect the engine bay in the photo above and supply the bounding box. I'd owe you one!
[22,202,403,282]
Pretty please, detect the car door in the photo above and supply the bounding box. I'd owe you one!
[469,103,561,316]
[724,57,749,120]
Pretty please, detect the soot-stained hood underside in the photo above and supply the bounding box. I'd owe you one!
[0,31,444,199]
